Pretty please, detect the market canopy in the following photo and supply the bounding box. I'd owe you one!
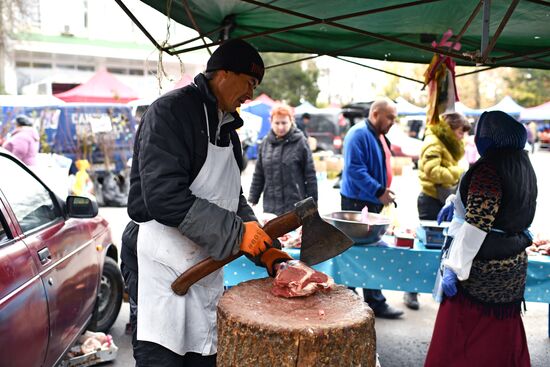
[116,0,550,72]
[253,93,277,106]
[484,95,524,116]
[395,97,426,116]
[55,69,139,103]
[520,101,550,121]
[455,101,483,116]
[294,101,321,115]
[172,74,194,89]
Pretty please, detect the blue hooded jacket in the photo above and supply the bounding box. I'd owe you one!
[340,120,389,204]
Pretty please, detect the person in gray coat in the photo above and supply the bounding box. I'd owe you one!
[249,104,318,215]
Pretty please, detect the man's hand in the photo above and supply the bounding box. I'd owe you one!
[241,222,271,257]
[378,188,396,205]
[260,248,293,276]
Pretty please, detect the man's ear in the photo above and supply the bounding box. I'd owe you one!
[371,109,378,121]
[218,70,230,80]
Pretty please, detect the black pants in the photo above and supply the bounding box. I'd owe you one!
[417,192,442,221]
[121,263,216,367]
[340,194,387,311]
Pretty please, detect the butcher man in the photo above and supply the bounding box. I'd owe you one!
[121,39,292,366]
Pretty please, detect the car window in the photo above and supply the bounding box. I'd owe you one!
[308,114,337,134]
[0,214,9,244]
[0,156,61,233]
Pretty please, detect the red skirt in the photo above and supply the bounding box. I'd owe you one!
[425,293,530,367]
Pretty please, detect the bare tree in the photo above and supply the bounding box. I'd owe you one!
[0,0,34,93]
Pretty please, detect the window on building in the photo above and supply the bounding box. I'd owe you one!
[16,61,31,68]
[129,69,144,76]
[57,64,75,70]
[77,65,94,71]
[107,67,126,75]
[33,63,52,69]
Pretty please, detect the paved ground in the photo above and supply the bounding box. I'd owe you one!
[101,148,550,366]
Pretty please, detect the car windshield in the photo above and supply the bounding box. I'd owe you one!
[308,114,338,135]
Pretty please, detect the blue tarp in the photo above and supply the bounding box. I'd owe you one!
[241,101,272,159]
[1,101,135,174]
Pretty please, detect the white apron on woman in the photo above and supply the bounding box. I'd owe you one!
[137,106,241,355]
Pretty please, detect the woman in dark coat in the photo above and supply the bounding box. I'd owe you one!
[249,104,318,215]
[425,111,537,367]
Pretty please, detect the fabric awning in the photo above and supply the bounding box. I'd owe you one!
[118,0,550,71]
[55,69,139,103]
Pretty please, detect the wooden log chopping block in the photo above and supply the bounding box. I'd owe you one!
[217,278,376,367]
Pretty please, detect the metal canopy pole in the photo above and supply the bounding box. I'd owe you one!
[480,0,491,63]
[480,0,520,63]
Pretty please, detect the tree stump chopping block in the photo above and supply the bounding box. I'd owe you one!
[217,278,376,367]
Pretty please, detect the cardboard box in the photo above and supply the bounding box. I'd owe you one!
[391,156,413,176]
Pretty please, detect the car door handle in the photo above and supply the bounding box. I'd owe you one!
[38,247,51,265]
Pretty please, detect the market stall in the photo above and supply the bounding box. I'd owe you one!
[224,238,550,336]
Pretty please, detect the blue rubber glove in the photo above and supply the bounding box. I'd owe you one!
[442,268,458,297]
[437,201,454,225]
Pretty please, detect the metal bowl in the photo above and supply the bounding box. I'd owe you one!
[322,211,391,245]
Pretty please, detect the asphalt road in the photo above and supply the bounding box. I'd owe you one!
[100,148,550,367]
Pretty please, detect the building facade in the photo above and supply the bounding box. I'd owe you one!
[1,0,207,98]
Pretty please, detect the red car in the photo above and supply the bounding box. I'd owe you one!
[0,150,123,367]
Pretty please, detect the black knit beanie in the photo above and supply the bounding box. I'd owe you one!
[206,39,265,83]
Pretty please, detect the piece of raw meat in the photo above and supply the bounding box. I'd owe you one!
[271,260,334,297]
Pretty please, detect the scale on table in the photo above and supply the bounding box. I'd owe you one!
[416,220,450,249]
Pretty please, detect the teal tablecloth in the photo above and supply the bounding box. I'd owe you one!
[223,238,550,303]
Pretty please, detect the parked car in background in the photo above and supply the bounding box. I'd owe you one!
[296,108,350,153]
[340,101,421,164]
[0,149,123,367]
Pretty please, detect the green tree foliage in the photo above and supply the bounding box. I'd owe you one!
[503,69,550,107]
[255,53,320,106]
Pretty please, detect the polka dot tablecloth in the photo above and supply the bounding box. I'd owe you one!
[224,237,550,303]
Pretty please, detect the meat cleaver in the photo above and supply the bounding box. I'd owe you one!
[171,197,353,295]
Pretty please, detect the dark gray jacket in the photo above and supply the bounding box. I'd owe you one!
[249,127,318,215]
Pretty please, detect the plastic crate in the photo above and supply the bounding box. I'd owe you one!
[416,220,449,249]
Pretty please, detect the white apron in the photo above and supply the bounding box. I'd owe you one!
[136,105,240,355]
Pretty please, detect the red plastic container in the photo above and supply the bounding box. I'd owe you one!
[395,235,414,248]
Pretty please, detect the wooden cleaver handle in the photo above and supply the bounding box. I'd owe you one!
[171,211,302,296]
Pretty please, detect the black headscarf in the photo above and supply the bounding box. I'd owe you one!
[474,111,526,156]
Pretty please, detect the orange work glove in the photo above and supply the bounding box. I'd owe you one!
[241,222,271,257]
[260,248,293,277]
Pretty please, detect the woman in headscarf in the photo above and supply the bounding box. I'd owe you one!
[406,112,470,310]
[425,111,537,367]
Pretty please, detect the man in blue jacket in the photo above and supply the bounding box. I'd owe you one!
[340,98,404,319]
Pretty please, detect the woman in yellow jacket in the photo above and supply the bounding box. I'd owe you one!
[418,112,471,219]
[405,112,471,310]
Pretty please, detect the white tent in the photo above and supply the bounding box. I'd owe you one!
[454,101,482,116]
[294,101,321,115]
[395,97,426,116]
[484,96,524,116]
[519,101,550,121]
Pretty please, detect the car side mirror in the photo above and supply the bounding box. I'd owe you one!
[66,196,99,218]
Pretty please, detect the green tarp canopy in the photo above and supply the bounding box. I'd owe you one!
[117,0,550,71]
